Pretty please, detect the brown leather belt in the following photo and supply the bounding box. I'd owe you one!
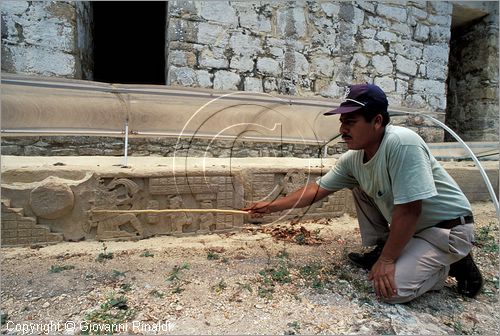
[435,215,474,229]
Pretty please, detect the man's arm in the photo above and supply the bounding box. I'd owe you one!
[243,182,334,216]
[369,200,422,299]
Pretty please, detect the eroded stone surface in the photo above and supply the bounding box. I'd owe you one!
[29,180,74,219]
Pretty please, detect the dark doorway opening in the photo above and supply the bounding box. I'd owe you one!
[93,2,166,84]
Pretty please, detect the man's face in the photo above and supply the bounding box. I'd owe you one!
[339,111,381,151]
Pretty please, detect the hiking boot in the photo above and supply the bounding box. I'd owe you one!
[348,243,384,270]
[449,253,483,298]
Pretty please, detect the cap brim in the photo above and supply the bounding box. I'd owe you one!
[323,105,363,115]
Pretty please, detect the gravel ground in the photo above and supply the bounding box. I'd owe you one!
[1,202,498,335]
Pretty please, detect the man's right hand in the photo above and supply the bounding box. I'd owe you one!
[242,202,274,218]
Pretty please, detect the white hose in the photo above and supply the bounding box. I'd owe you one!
[422,115,500,219]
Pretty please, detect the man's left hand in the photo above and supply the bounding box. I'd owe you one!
[368,257,397,299]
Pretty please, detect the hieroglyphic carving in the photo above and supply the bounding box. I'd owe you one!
[148,175,242,233]
[250,171,352,223]
[86,178,145,240]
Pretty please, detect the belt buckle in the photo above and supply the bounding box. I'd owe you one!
[460,216,466,225]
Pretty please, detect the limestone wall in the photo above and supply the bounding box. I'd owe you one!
[166,0,454,139]
[446,3,499,141]
[1,0,498,151]
[0,1,93,78]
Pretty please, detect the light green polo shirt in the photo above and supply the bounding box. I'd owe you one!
[317,125,472,231]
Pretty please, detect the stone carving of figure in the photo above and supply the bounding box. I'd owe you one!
[198,200,215,233]
[86,178,145,240]
[169,195,195,234]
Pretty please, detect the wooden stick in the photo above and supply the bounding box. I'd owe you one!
[89,209,249,215]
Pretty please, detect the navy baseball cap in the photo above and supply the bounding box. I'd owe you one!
[324,83,388,115]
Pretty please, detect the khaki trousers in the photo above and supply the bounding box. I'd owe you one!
[352,187,474,303]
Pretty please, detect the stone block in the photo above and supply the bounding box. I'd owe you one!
[17,218,36,227]
[230,56,254,72]
[311,56,334,76]
[362,39,385,53]
[194,70,212,88]
[372,55,393,75]
[3,238,19,246]
[213,70,240,91]
[1,213,20,221]
[396,55,417,76]
[321,2,340,17]
[17,229,31,237]
[257,58,281,77]
[197,22,229,46]
[229,32,261,57]
[244,77,263,92]
[414,24,429,42]
[376,4,407,22]
[430,26,451,43]
[1,219,17,230]
[169,66,197,86]
[197,1,238,27]
[376,31,398,42]
[374,77,395,93]
[2,230,17,238]
[427,14,452,27]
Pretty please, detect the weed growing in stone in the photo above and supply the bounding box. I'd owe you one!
[149,289,165,298]
[49,265,75,273]
[285,321,301,335]
[84,293,134,334]
[207,251,220,260]
[111,270,126,279]
[140,250,154,257]
[213,279,228,293]
[96,243,113,262]
[475,222,499,254]
[299,262,326,289]
[166,262,190,282]
[119,283,132,293]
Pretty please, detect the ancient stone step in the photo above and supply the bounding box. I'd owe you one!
[0,198,63,246]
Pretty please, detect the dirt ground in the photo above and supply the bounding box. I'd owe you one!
[1,202,498,335]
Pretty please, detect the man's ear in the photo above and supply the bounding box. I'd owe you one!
[373,114,383,128]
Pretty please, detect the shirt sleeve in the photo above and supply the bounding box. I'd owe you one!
[316,152,359,191]
[388,143,438,204]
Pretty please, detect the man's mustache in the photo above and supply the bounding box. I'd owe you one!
[341,135,352,140]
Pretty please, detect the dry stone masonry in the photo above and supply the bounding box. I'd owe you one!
[1,0,498,153]
[166,0,460,140]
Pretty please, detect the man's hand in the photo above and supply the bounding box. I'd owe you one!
[242,202,274,218]
[368,257,397,299]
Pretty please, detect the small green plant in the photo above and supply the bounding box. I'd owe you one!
[119,283,132,292]
[149,290,165,298]
[236,282,253,293]
[166,262,190,282]
[475,223,499,254]
[96,243,113,262]
[285,321,301,335]
[172,285,185,294]
[213,279,228,293]
[207,251,220,260]
[49,264,75,273]
[277,249,289,260]
[84,293,134,334]
[1,312,8,325]
[112,270,126,279]
[299,262,326,289]
[140,250,154,257]
[294,233,306,245]
[258,284,274,299]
